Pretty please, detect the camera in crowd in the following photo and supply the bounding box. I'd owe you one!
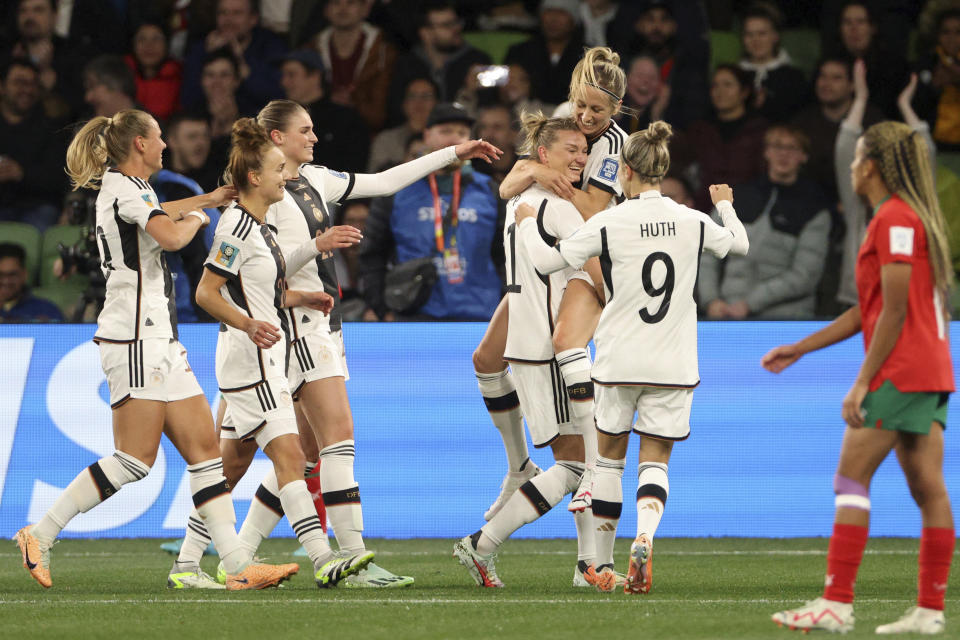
[58,192,106,320]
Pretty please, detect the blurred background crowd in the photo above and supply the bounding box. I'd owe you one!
[2,0,960,324]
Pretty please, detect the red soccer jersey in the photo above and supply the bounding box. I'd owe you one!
[856,195,954,392]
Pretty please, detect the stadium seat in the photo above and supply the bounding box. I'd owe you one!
[780,29,820,77]
[0,221,41,285]
[463,31,530,64]
[936,164,960,276]
[40,225,83,287]
[710,30,740,68]
[31,283,84,319]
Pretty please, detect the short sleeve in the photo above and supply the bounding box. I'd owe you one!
[302,164,356,205]
[557,215,604,269]
[874,204,920,266]
[116,177,165,230]
[204,213,246,278]
[585,137,624,197]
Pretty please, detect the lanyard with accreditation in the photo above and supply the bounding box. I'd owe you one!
[429,169,464,284]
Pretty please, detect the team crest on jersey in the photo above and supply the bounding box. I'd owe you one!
[141,193,156,208]
[598,158,619,182]
[215,242,238,268]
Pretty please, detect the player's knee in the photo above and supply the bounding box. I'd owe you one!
[905,473,947,508]
[472,343,501,373]
[222,456,249,487]
[552,325,573,354]
[833,473,871,511]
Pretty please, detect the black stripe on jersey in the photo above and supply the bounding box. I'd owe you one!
[203,262,234,280]
[148,209,166,220]
[339,172,356,204]
[125,176,141,190]
[258,224,291,349]
[602,127,625,154]
[599,226,614,302]
[114,198,143,338]
[160,253,179,340]
[535,199,556,246]
[693,221,705,303]
[587,177,618,195]
[505,222,520,294]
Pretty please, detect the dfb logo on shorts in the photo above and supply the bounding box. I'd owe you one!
[599,158,619,182]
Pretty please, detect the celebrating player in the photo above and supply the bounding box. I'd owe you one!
[454,113,604,587]
[767,121,954,634]
[14,109,297,591]
[172,99,501,587]
[473,46,628,537]
[193,118,375,588]
[515,121,748,594]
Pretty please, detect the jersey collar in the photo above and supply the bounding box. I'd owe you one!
[629,189,662,200]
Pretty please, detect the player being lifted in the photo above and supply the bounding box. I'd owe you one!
[454,112,604,587]
[516,122,748,594]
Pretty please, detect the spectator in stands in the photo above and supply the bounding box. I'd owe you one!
[165,112,221,193]
[0,242,62,322]
[359,102,504,321]
[387,1,490,125]
[617,54,669,134]
[661,172,696,208]
[823,1,909,118]
[915,3,960,151]
[278,49,370,173]
[198,48,244,162]
[674,64,768,211]
[791,56,883,207]
[8,0,91,118]
[698,124,831,319]
[333,198,370,320]
[125,21,182,122]
[311,0,397,133]
[0,57,65,230]
[180,0,286,115]
[611,0,710,129]
[580,0,619,47]
[504,0,585,108]
[369,76,437,171]
[738,1,808,123]
[473,103,518,184]
[83,55,136,118]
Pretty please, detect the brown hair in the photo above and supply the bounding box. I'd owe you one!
[225,118,274,191]
[862,121,954,303]
[518,111,582,158]
[568,46,626,110]
[621,120,673,184]
[256,99,307,137]
[65,109,154,190]
[764,124,810,155]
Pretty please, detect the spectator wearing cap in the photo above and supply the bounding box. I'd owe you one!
[309,0,397,133]
[125,21,182,122]
[0,242,62,322]
[504,0,585,108]
[83,55,136,118]
[278,49,369,173]
[359,102,505,321]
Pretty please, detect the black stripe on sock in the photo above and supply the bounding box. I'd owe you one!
[320,444,355,458]
[592,499,623,519]
[192,480,230,508]
[294,522,325,537]
[187,522,212,541]
[254,485,284,516]
[482,391,520,412]
[87,462,118,501]
[322,486,361,506]
[187,460,224,474]
[112,454,147,480]
[637,484,668,505]
[519,480,551,516]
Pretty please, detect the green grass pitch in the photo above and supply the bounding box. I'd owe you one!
[0,537,956,639]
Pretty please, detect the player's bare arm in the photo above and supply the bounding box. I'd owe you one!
[196,268,280,349]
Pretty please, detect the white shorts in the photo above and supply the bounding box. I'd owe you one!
[512,361,578,448]
[565,269,594,289]
[287,329,349,399]
[594,384,693,441]
[98,338,203,408]
[219,377,298,448]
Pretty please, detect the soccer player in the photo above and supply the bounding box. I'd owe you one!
[172,99,501,587]
[473,45,628,548]
[193,117,375,588]
[453,112,604,588]
[767,121,954,634]
[14,109,297,591]
[515,121,748,594]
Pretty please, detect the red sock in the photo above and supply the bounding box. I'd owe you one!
[304,462,327,533]
[823,523,869,603]
[918,527,955,610]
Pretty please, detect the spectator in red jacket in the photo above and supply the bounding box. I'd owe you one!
[125,22,182,122]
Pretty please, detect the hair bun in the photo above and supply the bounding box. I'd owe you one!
[230,117,270,148]
[645,120,673,144]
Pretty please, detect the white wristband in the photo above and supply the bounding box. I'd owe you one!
[185,210,206,225]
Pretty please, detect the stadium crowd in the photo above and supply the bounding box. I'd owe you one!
[1,0,959,323]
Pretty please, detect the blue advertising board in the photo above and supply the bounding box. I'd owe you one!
[0,322,957,539]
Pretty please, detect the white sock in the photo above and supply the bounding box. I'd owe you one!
[478,461,582,555]
[319,440,364,554]
[177,511,212,568]
[573,508,596,564]
[33,451,150,545]
[476,368,529,472]
[636,462,669,541]
[238,468,284,554]
[279,479,333,570]
[592,455,625,568]
[187,458,248,574]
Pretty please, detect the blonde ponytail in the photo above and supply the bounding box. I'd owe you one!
[568,46,626,108]
[65,109,154,190]
[518,110,581,157]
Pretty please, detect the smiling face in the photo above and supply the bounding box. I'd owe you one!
[133,24,167,69]
[138,118,166,173]
[274,106,317,166]
[539,128,588,183]
[572,84,619,138]
[251,145,288,204]
[742,16,778,63]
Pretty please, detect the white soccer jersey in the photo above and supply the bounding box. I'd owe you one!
[581,121,627,206]
[271,163,355,337]
[503,185,583,362]
[550,191,741,386]
[205,203,290,391]
[94,169,177,343]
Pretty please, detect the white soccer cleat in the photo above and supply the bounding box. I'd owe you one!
[453,534,504,587]
[573,560,592,587]
[167,564,226,590]
[772,597,854,633]
[342,562,414,588]
[484,462,542,521]
[875,607,945,635]
[314,551,375,588]
[568,468,593,513]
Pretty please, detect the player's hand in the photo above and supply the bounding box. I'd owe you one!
[243,319,281,349]
[841,380,869,428]
[316,225,363,252]
[709,184,733,205]
[454,139,503,164]
[852,59,868,103]
[515,202,537,224]
[300,290,335,315]
[206,185,238,208]
[532,164,576,200]
[706,299,729,319]
[761,343,803,373]
[897,72,918,110]
[726,300,750,319]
